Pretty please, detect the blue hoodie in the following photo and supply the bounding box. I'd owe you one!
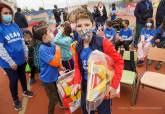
[0,23,26,68]
[39,43,59,83]
[52,30,73,61]
[104,27,116,40]
[119,27,133,41]
[140,28,156,44]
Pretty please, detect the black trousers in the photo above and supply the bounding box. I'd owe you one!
[4,63,28,101]
[29,64,37,79]
[115,40,132,51]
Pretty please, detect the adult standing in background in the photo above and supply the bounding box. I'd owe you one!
[156,0,165,28]
[95,1,107,29]
[92,6,98,22]
[53,5,61,26]
[14,8,28,32]
[134,0,153,47]
[62,8,68,22]
[0,3,34,111]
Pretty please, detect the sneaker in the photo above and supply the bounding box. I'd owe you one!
[155,62,161,70]
[14,100,22,111]
[29,78,36,85]
[137,60,144,66]
[23,91,34,98]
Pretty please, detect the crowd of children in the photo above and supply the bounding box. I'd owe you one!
[1,1,165,114]
[33,5,164,114]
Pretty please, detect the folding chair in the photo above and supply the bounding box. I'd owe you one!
[120,50,138,106]
[136,47,165,104]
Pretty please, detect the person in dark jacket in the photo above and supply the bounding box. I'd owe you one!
[134,0,153,47]
[92,6,99,22]
[62,8,68,22]
[156,0,165,28]
[14,8,28,31]
[95,1,108,29]
[53,5,61,26]
[154,17,165,70]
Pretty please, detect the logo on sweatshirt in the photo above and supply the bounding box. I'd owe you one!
[5,32,22,44]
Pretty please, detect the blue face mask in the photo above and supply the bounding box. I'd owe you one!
[2,15,12,23]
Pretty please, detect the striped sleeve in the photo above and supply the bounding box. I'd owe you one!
[0,43,16,67]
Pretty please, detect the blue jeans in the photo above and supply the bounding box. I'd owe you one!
[81,91,112,114]
[4,63,27,101]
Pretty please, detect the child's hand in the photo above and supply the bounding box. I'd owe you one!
[11,64,17,71]
[110,86,118,99]
[59,67,65,71]
[119,37,124,42]
[155,39,160,43]
[115,34,120,41]
[25,57,28,62]
[141,40,146,44]
[71,84,81,96]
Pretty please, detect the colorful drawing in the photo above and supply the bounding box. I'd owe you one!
[57,71,81,114]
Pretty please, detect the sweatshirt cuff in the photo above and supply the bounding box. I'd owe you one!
[8,59,16,67]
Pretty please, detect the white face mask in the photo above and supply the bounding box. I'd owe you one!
[146,22,152,27]
[79,29,93,40]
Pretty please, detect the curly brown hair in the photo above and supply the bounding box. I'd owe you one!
[32,22,49,41]
[61,21,72,37]
[75,8,94,24]
[67,8,84,23]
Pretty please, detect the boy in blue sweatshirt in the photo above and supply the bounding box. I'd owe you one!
[33,23,63,114]
[104,19,116,43]
[115,19,133,50]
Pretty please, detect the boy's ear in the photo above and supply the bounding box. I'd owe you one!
[42,34,47,41]
[93,22,96,27]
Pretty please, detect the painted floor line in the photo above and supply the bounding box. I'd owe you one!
[19,79,31,114]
